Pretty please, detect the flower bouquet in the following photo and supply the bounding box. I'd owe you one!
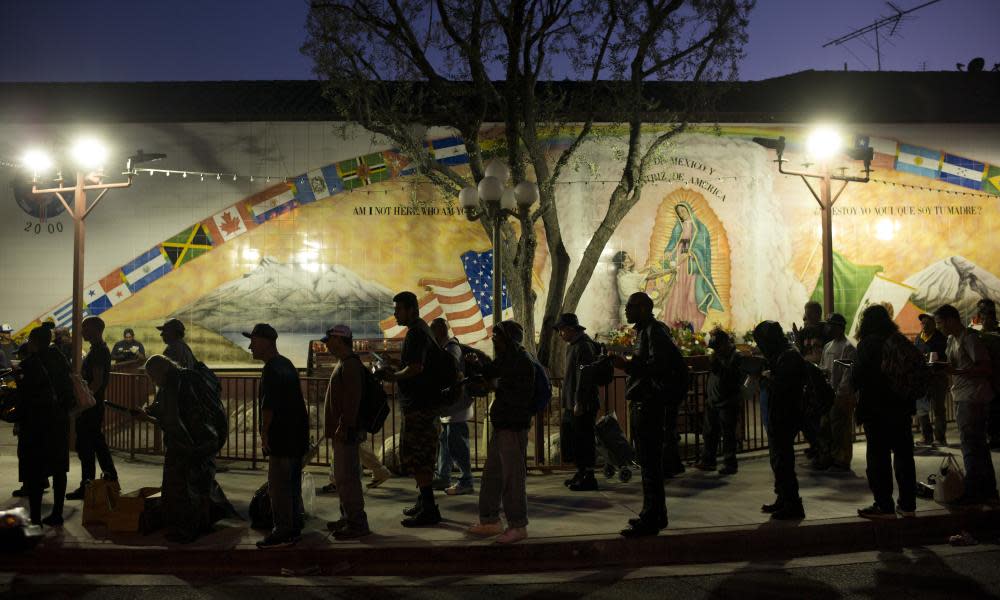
[600,325,637,354]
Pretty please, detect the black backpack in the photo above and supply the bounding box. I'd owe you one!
[418,330,460,411]
[802,361,835,418]
[187,361,227,452]
[350,355,390,434]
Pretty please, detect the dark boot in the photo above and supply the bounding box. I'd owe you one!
[402,495,423,517]
[761,497,784,514]
[569,471,599,492]
[401,504,441,528]
[771,500,805,520]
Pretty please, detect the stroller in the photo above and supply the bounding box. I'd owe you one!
[596,413,638,483]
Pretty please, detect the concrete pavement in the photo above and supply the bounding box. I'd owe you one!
[1,422,998,576]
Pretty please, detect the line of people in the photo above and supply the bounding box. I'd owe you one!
[10,292,998,548]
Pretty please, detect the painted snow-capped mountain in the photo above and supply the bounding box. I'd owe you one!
[176,257,394,337]
[904,255,1000,320]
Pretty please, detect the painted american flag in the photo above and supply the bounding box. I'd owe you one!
[379,250,513,344]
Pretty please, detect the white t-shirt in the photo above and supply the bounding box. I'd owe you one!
[946,328,993,403]
[821,336,857,396]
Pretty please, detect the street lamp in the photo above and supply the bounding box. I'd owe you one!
[24,142,165,374]
[753,127,873,316]
[461,159,540,326]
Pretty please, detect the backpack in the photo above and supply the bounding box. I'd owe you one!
[186,361,227,452]
[802,361,835,418]
[881,332,931,404]
[350,355,390,434]
[529,354,553,413]
[458,343,493,397]
[978,331,1000,393]
[418,329,460,411]
[439,340,466,412]
[580,341,615,388]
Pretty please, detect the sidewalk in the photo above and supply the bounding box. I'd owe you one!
[2,422,998,576]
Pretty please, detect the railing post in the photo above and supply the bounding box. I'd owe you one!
[251,378,258,471]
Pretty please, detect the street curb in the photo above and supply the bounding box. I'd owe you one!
[5,509,999,577]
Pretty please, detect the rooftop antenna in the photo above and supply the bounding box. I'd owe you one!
[822,0,943,71]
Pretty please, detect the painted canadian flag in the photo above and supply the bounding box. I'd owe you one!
[211,206,249,242]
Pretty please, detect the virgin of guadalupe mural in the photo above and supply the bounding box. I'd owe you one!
[645,190,728,331]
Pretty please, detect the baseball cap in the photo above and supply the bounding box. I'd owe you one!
[242,323,278,341]
[917,313,934,323]
[156,318,186,334]
[0,323,12,333]
[320,324,352,343]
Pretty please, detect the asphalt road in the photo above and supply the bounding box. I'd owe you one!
[4,544,999,599]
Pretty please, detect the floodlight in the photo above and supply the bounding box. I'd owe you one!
[70,138,108,170]
[806,127,842,161]
[22,149,53,175]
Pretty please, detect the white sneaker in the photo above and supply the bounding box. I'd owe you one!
[495,527,527,544]
[466,521,504,537]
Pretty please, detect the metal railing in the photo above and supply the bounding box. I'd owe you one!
[103,368,955,471]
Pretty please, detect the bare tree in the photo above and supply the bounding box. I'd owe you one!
[303,0,752,364]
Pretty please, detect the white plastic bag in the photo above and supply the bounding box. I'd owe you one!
[300,471,316,516]
[933,454,965,504]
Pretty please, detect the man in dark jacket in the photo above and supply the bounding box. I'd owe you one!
[465,320,535,545]
[555,313,601,491]
[143,354,237,543]
[695,328,742,475]
[17,327,73,525]
[851,305,917,518]
[913,313,948,446]
[612,292,687,537]
[754,320,807,520]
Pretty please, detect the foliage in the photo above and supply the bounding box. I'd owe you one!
[302,0,754,365]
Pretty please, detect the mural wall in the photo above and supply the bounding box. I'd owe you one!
[2,121,998,366]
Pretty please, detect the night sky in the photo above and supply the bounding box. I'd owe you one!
[0,0,996,82]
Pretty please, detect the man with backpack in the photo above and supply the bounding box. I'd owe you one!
[465,320,536,544]
[611,292,687,537]
[554,313,602,492]
[142,354,237,543]
[320,325,372,540]
[376,291,444,527]
[430,318,475,497]
[935,304,998,505]
[851,305,917,519]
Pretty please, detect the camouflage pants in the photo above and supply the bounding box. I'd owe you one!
[400,407,439,475]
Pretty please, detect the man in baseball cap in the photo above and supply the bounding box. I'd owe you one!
[243,323,279,341]
[246,322,309,549]
[157,318,197,369]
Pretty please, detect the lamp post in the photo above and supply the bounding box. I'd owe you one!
[460,159,540,327]
[24,143,163,374]
[753,128,873,316]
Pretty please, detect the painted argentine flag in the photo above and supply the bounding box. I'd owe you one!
[895,143,941,179]
[938,154,986,190]
[123,246,172,293]
[249,188,296,224]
